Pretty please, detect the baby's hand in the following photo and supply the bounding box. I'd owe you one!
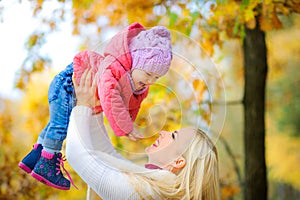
[127,128,144,141]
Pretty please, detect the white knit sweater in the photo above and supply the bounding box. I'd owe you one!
[66,106,161,199]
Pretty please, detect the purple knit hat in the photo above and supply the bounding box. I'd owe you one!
[129,26,172,76]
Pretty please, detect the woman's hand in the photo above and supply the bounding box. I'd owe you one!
[72,69,99,108]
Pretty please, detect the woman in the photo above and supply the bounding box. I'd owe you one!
[66,69,220,199]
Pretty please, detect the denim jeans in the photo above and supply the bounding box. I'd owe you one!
[38,63,75,151]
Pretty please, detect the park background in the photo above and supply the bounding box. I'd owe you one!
[0,0,299,199]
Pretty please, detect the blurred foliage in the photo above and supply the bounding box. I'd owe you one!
[0,98,54,199]
[265,15,300,192]
[267,132,300,189]
[13,0,300,91]
[267,18,300,137]
[0,71,87,199]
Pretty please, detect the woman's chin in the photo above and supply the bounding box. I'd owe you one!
[145,147,150,153]
[145,145,159,154]
[145,146,155,153]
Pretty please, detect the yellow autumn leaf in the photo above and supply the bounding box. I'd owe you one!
[276,4,291,15]
[244,8,255,22]
[246,18,256,29]
[263,0,273,5]
[201,40,214,56]
[221,185,240,198]
[259,14,273,31]
[267,133,300,189]
[248,0,260,10]
[271,7,283,29]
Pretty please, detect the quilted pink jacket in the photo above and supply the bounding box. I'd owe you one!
[73,22,148,136]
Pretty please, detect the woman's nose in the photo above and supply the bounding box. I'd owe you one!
[159,131,167,137]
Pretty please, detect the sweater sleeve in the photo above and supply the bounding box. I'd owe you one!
[99,68,134,136]
[89,113,125,159]
[66,106,139,199]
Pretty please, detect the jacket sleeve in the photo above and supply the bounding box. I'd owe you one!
[99,68,134,137]
[73,50,103,85]
[130,89,149,121]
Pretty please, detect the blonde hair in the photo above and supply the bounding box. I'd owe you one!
[127,128,220,200]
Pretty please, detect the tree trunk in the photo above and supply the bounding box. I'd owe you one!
[243,19,268,200]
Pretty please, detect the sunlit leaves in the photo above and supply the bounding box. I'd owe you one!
[259,3,282,31]
[0,97,54,199]
[26,34,40,49]
[207,0,299,50]
[13,0,300,91]
[267,133,300,189]
[221,185,240,200]
[192,79,207,102]
[19,70,53,137]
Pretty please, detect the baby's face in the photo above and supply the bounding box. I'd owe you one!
[131,69,160,90]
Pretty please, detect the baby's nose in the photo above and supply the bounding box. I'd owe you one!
[147,78,155,85]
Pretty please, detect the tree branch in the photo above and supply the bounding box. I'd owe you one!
[199,100,243,105]
[219,135,244,186]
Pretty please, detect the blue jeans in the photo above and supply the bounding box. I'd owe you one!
[38,63,75,151]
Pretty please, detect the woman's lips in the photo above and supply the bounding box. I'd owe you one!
[152,138,159,147]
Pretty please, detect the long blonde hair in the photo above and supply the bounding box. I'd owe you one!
[128,128,220,200]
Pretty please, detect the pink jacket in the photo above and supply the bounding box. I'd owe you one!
[73,22,148,136]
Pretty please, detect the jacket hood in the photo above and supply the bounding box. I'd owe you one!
[103,22,146,71]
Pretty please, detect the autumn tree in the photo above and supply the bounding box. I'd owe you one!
[9,0,300,199]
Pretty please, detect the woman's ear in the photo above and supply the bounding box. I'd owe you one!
[163,156,186,173]
[172,156,186,169]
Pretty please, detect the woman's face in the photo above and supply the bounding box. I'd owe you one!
[145,130,178,153]
[131,69,160,90]
[145,127,196,167]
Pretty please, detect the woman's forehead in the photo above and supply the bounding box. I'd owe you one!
[178,127,195,134]
[177,127,196,141]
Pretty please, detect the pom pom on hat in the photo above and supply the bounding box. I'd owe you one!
[129,26,172,76]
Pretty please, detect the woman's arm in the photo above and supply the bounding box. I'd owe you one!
[67,69,139,199]
[89,113,125,159]
[66,106,138,199]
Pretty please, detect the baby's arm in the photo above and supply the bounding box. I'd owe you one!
[129,89,149,121]
[99,68,134,137]
[73,50,103,85]
[126,90,149,141]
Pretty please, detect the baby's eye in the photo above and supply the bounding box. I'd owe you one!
[171,132,175,139]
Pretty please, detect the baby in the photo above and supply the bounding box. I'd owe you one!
[18,22,172,190]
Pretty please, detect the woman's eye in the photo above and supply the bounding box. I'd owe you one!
[172,132,175,139]
[146,73,151,76]
[172,130,178,139]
